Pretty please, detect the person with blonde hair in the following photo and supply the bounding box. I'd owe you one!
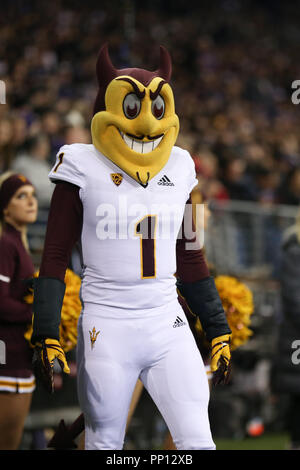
[0,171,38,449]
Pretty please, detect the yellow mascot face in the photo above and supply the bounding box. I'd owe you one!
[91,45,179,187]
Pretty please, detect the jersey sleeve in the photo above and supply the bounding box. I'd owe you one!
[32,182,83,342]
[39,182,83,282]
[49,145,85,189]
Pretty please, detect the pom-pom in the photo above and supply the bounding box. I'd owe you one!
[215,275,254,350]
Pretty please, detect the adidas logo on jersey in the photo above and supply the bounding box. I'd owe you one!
[173,316,186,328]
[158,175,174,186]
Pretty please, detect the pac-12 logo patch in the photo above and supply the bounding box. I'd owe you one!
[89,327,100,350]
[111,173,123,186]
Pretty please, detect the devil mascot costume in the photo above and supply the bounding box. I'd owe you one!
[31,44,231,450]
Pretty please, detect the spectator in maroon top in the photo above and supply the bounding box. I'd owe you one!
[0,171,38,449]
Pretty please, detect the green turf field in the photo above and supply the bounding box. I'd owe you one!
[215,433,289,450]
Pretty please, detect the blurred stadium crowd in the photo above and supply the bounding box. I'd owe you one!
[1,0,300,209]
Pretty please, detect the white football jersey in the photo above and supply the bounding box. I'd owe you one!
[49,144,198,315]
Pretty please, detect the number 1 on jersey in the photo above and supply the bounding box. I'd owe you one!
[53,152,64,173]
[135,215,157,279]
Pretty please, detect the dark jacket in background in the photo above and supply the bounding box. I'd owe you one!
[272,229,300,395]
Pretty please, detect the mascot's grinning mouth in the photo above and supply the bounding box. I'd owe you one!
[119,130,164,154]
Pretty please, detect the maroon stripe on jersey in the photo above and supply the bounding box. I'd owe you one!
[136,215,156,278]
[141,238,155,278]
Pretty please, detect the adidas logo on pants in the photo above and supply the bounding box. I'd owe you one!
[173,316,186,328]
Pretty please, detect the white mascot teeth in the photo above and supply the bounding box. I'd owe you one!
[120,131,163,154]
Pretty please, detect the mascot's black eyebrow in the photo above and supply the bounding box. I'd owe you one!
[116,77,145,99]
[150,80,167,100]
[116,77,167,100]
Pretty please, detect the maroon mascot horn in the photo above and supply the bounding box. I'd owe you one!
[93,44,172,116]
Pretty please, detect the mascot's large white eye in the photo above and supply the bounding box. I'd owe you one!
[123,93,141,119]
[151,95,165,120]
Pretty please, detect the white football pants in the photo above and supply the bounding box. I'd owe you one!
[76,300,215,450]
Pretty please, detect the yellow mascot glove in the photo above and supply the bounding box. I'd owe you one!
[210,334,232,386]
[33,338,70,394]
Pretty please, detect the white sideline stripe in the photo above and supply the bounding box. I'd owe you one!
[0,384,36,393]
[0,385,16,392]
[0,274,10,283]
[18,384,36,393]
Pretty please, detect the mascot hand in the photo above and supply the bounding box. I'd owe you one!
[210,334,231,386]
[33,338,70,393]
